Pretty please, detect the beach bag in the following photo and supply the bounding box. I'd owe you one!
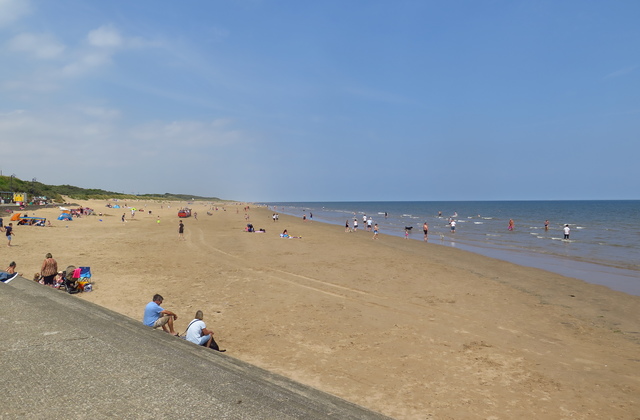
[207,337,221,351]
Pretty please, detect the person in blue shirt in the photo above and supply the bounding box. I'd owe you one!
[143,294,179,336]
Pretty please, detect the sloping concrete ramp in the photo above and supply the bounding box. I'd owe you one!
[1,278,391,419]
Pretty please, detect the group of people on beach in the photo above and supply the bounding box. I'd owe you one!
[506,219,570,239]
[345,215,377,237]
[338,210,573,243]
[1,253,91,294]
[142,294,224,352]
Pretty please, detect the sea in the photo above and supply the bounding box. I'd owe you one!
[257,201,640,296]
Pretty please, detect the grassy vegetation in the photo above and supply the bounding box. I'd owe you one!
[0,175,222,203]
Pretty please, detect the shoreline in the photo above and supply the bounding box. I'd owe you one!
[6,199,640,419]
[262,202,640,296]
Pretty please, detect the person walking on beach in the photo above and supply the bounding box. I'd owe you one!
[345,220,351,232]
[367,217,373,232]
[122,213,126,223]
[5,223,14,246]
[40,253,58,286]
[353,218,358,231]
[450,220,456,233]
[563,224,571,240]
[423,222,429,241]
[373,223,379,239]
[143,294,179,336]
[178,221,185,240]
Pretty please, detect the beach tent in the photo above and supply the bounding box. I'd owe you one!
[10,213,21,221]
[113,205,120,208]
[58,213,72,221]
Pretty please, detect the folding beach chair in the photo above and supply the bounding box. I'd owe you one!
[79,267,92,279]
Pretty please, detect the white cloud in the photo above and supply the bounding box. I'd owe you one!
[1,78,59,93]
[0,0,31,27]
[0,108,246,171]
[7,32,66,59]
[58,25,159,77]
[87,24,124,48]
[129,119,244,148]
[604,66,637,79]
[81,106,122,120]
[2,18,162,92]
[61,51,112,76]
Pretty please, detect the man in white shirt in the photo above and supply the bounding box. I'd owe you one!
[185,310,214,347]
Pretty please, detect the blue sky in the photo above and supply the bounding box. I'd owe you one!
[1,0,638,201]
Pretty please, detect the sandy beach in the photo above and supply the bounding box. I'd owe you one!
[6,200,640,419]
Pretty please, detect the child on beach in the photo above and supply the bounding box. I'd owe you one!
[280,229,301,239]
[5,223,15,246]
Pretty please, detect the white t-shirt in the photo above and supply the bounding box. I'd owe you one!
[564,226,570,235]
[185,319,207,344]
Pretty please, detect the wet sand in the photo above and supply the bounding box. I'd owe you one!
[7,200,640,419]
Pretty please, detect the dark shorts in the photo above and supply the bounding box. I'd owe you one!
[43,275,56,285]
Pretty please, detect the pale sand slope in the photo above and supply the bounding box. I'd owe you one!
[7,200,640,419]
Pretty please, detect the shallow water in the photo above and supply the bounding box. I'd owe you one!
[260,200,640,296]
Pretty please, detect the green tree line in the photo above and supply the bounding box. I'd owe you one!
[0,175,221,202]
